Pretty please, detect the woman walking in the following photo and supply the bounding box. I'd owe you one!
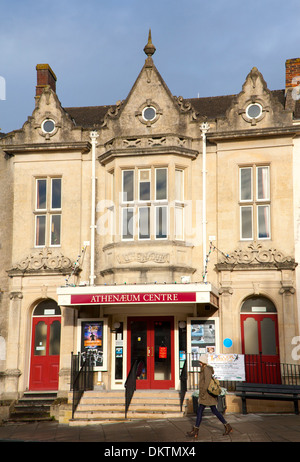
[186,354,232,438]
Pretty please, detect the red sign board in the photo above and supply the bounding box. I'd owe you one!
[159,346,168,359]
[70,292,196,305]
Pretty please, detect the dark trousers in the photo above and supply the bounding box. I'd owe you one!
[195,404,227,427]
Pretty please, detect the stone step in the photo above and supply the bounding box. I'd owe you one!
[8,392,57,423]
[70,389,187,425]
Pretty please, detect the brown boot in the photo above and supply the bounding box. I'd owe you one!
[223,423,232,435]
[186,426,199,438]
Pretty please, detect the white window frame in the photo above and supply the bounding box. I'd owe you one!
[34,177,62,248]
[155,205,168,240]
[155,167,168,201]
[122,169,134,203]
[239,165,270,241]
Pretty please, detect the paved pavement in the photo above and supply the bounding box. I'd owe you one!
[0,413,300,447]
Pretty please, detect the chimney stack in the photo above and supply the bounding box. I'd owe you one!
[285,58,300,92]
[35,64,57,99]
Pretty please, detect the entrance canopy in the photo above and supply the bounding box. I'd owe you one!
[57,282,219,308]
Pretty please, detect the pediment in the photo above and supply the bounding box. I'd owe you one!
[3,86,80,147]
[217,67,293,131]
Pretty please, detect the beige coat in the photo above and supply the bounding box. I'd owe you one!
[198,364,218,406]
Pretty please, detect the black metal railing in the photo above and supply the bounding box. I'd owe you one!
[124,359,138,419]
[70,352,94,419]
[180,359,187,411]
[184,353,300,392]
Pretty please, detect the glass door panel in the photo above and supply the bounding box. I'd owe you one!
[130,320,148,382]
[154,321,171,381]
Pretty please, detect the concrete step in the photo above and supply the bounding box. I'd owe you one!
[8,392,57,423]
[70,389,187,426]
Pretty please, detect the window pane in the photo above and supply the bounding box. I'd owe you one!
[175,169,183,202]
[34,321,47,356]
[139,170,150,201]
[36,179,47,209]
[244,317,259,354]
[156,168,167,200]
[156,206,167,238]
[175,206,184,240]
[122,170,134,202]
[241,206,253,239]
[51,215,61,245]
[36,215,46,246]
[139,207,150,239]
[49,321,61,356]
[122,208,134,239]
[51,178,61,209]
[257,166,269,200]
[261,317,277,355]
[240,168,252,201]
[258,205,270,239]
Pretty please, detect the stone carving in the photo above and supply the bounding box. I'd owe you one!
[8,247,75,274]
[117,252,170,264]
[217,242,296,270]
[174,96,199,120]
[101,100,123,128]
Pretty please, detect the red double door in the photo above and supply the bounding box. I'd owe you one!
[127,317,175,389]
[29,316,61,391]
[241,313,280,383]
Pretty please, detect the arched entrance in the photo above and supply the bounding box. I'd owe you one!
[29,300,61,391]
[240,296,280,383]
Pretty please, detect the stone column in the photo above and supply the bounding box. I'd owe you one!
[4,292,23,399]
[58,306,77,397]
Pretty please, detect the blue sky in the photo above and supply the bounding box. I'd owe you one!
[1,0,300,133]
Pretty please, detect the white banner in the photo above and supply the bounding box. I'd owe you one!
[207,354,245,381]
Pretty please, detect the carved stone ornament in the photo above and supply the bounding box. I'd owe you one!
[8,247,76,276]
[216,242,297,271]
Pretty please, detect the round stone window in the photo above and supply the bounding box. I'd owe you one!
[142,106,156,121]
[42,119,56,134]
[246,103,262,119]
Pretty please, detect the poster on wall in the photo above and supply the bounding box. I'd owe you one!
[207,354,245,381]
[80,320,106,370]
[190,319,216,355]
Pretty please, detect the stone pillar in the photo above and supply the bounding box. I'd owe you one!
[58,306,77,397]
[4,292,23,399]
[280,271,298,364]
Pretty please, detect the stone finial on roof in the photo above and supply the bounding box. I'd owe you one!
[144,29,156,59]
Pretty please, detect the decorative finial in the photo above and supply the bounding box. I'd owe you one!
[144,29,156,58]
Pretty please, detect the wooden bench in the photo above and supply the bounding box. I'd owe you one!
[235,383,300,415]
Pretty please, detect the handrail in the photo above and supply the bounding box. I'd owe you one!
[71,351,94,419]
[124,359,138,419]
[180,359,187,411]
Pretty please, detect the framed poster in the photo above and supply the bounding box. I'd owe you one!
[187,318,219,368]
[77,318,108,371]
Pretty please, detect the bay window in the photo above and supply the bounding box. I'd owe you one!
[120,166,183,241]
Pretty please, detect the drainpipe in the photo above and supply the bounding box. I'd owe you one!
[89,131,99,286]
[200,122,210,283]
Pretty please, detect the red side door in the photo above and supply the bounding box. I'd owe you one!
[29,316,61,391]
[127,317,175,389]
[241,313,280,383]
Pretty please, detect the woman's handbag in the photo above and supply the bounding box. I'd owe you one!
[207,376,222,396]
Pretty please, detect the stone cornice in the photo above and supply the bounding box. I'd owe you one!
[2,141,91,156]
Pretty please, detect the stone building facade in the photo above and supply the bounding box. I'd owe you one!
[0,33,299,403]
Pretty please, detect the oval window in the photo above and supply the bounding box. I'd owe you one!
[42,119,56,133]
[142,106,156,121]
[246,103,262,119]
